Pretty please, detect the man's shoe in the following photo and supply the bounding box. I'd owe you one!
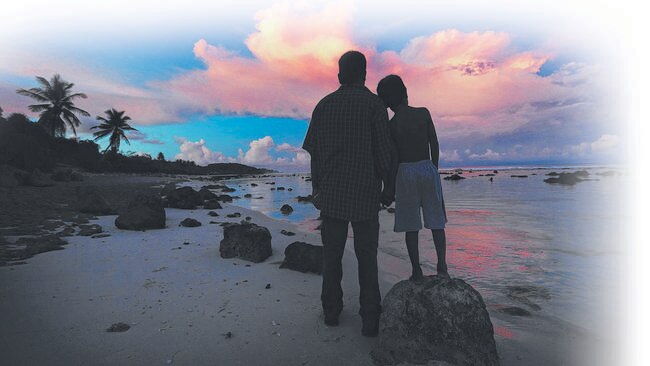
[361,316,379,337]
[324,311,340,326]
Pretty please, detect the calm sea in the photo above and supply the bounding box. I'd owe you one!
[188,165,626,340]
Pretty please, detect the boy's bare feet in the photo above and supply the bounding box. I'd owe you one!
[409,266,424,281]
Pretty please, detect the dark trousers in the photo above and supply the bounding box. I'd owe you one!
[320,214,381,318]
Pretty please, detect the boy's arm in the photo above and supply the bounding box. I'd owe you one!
[426,110,440,168]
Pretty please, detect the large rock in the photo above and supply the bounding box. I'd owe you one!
[0,165,28,187]
[371,276,499,366]
[203,199,223,209]
[443,174,465,181]
[543,171,582,185]
[198,187,218,201]
[115,194,166,230]
[76,186,115,215]
[160,182,177,197]
[280,241,323,274]
[280,204,294,214]
[167,186,203,209]
[219,222,272,263]
[51,168,83,182]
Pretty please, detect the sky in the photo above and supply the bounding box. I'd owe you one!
[0,0,634,171]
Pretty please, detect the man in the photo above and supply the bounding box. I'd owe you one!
[302,51,395,337]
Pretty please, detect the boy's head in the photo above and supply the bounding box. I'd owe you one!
[338,51,366,85]
[377,74,407,111]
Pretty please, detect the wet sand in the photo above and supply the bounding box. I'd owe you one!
[0,174,616,365]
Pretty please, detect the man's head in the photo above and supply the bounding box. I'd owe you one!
[377,74,408,111]
[338,51,366,85]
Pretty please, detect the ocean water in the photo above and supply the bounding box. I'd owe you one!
[190,166,626,340]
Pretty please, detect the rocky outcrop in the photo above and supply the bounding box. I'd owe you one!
[280,241,323,274]
[280,204,294,214]
[443,174,465,181]
[219,222,272,263]
[371,275,499,366]
[115,194,166,230]
[26,169,55,187]
[198,187,218,201]
[180,218,201,227]
[76,186,115,215]
[50,168,83,182]
[203,199,222,209]
[167,187,203,209]
[543,171,584,185]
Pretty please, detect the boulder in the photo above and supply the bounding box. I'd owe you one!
[76,186,115,215]
[198,187,218,201]
[208,211,219,217]
[204,199,222,209]
[115,194,166,230]
[217,194,234,203]
[543,172,582,185]
[280,204,294,214]
[296,195,313,202]
[167,186,203,209]
[180,218,202,227]
[280,241,323,274]
[371,276,499,366]
[219,222,272,263]
[160,182,177,197]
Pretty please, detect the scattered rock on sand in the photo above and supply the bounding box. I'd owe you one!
[443,174,465,181]
[0,165,29,187]
[50,168,81,182]
[208,211,219,217]
[280,241,323,274]
[280,204,294,214]
[77,224,103,236]
[198,187,219,202]
[251,183,258,187]
[386,207,395,213]
[160,182,177,197]
[296,195,313,202]
[510,175,528,178]
[106,322,131,332]
[543,171,584,186]
[26,169,55,187]
[226,212,241,218]
[280,229,295,236]
[219,222,272,263]
[180,218,202,227]
[76,186,115,215]
[167,187,203,209]
[217,194,234,203]
[371,275,499,366]
[115,194,166,231]
[499,306,532,317]
[203,199,222,209]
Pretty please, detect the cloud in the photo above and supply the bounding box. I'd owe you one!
[126,130,165,145]
[174,136,310,168]
[440,149,461,162]
[174,137,234,165]
[590,134,620,153]
[469,149,502,160]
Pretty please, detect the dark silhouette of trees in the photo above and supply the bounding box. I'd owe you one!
[91,108,137,154]
[16,74,90,137]
[157,152,165,161]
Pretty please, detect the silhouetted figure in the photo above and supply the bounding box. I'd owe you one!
[377,75,448,280]
[303,51,395,337]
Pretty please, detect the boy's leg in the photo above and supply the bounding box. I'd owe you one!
[405,231,423,280]
[431,229,448,274]
[320,216,349,325]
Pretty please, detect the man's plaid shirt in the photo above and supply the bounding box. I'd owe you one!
[302,84,395,222]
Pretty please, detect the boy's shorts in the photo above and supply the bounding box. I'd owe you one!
[394,160,447,232]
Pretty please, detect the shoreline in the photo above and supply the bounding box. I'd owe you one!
[0,173,617,365]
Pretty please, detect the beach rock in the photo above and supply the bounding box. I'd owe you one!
[287,188,293,191]
[387,207,395,213]
[77,224,103,236]
[208,211,219,217]
[226,212,241,218]
[371,275,499,366]
[180,218,201,227]
[160,183,177,197]
[251,183,258,187]
[296,195,313,202]
[221,187,236,193]
[546,172,559,176]
[219,222,272,263]
[280,241,323,274]
[115,194,166,231]
[510,175,528,178]
[106,322,131,332]
[443,174,465,181]
[76,186,115,215]
[277,187,285,191]
[217,194,234,203]
[204,199,222,209]
[499,306,531,317]
[198,187,218,201]
[26,169,55,187]
[244,193,252,198]
[280,204,294,214]
[543,172,583,186]
[280,229,295,236]
[167,187,202,209]
[50,168,74,182]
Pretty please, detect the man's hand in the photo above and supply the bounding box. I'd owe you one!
[312,189,322,210]
[380,191,394,207]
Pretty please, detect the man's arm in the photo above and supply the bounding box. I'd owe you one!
[302,109,319,193]
[425,110,440,168]
[370,105,397,204]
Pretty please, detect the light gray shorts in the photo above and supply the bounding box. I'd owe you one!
[394,160,447,232]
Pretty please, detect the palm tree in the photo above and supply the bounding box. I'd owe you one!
[16,74,90,137]
[91,108,137,154]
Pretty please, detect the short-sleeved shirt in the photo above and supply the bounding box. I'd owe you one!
[302,84,394,222]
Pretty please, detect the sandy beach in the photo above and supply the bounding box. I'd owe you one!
[0,173,616,365]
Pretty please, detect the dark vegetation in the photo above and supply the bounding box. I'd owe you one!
[0,75,272,176]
